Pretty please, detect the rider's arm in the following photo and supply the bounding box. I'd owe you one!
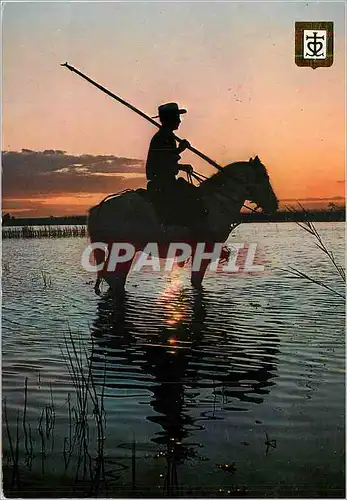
[146,132,179,178]
[176,140,192,173]
[156,133,184,175]
[177,139,190,155]
[146,131,192,179]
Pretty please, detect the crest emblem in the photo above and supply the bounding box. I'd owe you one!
[295,22,334,69]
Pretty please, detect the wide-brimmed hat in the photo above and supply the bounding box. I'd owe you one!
[152,102,187,119]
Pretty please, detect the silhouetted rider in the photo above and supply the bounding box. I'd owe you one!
[146,102,207,229]
[146,102,192,185]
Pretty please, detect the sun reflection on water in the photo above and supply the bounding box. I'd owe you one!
[156,269,191,340]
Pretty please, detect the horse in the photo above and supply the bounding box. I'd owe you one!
[87,156,278,294]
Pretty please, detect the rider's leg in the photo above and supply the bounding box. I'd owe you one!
[176,178,210,238]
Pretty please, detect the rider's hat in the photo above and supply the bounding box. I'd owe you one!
[152,102,187,119]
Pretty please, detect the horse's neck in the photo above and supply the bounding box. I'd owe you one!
[206,185,245,215]
[200,164,248,238]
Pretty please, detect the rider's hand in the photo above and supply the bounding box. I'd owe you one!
[178,139,191,152]
[181,164,193,174]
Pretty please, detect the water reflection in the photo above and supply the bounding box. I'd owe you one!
[90,276,280,492]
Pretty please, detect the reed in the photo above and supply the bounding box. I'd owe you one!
[58,326,107,495]
[3,327,108,497]
[41,270,53,289]
[4,399,16,485]
[2,225,87,239]
[37,408,46,475]
[285,204,345,298]
[22,377,34,468]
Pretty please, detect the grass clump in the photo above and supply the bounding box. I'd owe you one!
[2,327,107,497]
[285,204,345,298]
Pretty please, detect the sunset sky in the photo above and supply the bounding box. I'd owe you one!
[2,1,345,216]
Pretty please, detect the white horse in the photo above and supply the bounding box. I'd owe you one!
[87,156,278,293]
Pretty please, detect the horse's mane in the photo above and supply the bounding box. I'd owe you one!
[199,161,246,191]
[200,159,268,191]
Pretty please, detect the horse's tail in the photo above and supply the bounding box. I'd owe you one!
[87,189,135,294]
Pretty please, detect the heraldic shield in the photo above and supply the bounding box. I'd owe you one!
[295,21,334,69]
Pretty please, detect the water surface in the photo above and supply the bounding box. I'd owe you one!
[2,223,345,497]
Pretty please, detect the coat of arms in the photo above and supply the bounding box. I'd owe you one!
[295,22,334,69]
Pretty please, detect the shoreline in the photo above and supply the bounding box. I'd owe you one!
[2,209,345,227]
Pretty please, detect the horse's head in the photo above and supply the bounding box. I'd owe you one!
[242,156,278,214]
[200,156,278,216]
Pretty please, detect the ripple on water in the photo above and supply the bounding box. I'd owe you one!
[2,223,345,496]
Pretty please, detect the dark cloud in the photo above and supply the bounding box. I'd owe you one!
[2,149,145,198]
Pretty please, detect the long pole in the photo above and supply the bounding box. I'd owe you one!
[61,62,223,172]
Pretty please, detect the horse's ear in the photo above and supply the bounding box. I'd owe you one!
[254,155,260,163]
[249,157,254,163]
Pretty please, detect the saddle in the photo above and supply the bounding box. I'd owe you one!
[136,187,189,227]
[136,183,209,233]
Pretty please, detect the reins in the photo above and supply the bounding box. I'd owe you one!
[186,169,260,215]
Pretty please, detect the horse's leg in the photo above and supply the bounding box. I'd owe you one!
[105,254,135,295]
[94,276,102,295]
[190,242,213,290]
[191,260,209,290]
[91,242,133,295]
[92,245,107,295]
